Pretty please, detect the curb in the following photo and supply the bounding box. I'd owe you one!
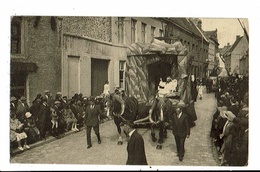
[10,128,84,157]
[211,138,221,166]
[10,118,114,157]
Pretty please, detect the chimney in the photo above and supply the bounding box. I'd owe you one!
[197,20,202,30]
[236,35,240,40]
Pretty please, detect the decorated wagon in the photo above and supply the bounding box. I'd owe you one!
[102,38,197,147]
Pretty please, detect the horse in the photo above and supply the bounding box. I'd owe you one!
[109,93,139,145]
[148,97,174,149]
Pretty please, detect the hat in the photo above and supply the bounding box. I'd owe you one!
[56,92,62,95]
[20,96,26,101]
[54,100,61,104]
[174,100,186,108]
[25,112,32,118]
[10,96,17,102]
[181,73,188,79]
[218,106,228,118]
[44,90,50,93]
[224,111,236,121]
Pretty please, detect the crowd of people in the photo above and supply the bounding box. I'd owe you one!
[10,90,110,153]
[210,75,249,166]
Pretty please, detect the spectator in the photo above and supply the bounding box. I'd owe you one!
[23,112,40,144]
[10,111,30,151]
[62,105,78,132]
[16,96,29,122]
[37,97,51,140]
[10,96,17,112]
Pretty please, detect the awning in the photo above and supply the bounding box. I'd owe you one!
[11,61,38,73]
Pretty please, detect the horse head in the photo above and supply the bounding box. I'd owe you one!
[149,97,173,125]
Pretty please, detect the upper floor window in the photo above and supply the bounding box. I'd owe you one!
[119,61,126,89]
[11,16,22,54]
[131,19,137,43]
[118,17,125,44]
[141,23,146,43]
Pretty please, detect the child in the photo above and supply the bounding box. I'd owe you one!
[197,83,204,100]
[10,111,30,151]
[50,108,59,137]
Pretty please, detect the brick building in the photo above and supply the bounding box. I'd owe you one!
[10,16,166,104]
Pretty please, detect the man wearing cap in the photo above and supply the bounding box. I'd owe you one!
[10,96,17,112]
[16,96,29,122]
[84,97,102,149]
[123,120,148,165]
[169,101,190,161]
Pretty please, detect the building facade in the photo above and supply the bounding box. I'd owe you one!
[222,35,249,76]
[10,16,166,104]
[161,18,209,80]
[204,30,219,77]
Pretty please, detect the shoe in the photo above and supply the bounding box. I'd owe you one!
[179,157,183,161]
[98,140,101,144]
[71,128,76,131]
[18,146,24,151]
[75,128,79,132]
[87,145,92,149]
[24,145,30,149]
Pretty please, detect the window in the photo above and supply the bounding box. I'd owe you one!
[119,61,126,88]
[11,73,27,98]
[118,17,125,44]
[151,26,156,40]
[11,16,22,54]
[131,19,137,43]
[141,23,146,43]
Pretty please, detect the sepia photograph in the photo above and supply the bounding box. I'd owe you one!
[1,0,259,171]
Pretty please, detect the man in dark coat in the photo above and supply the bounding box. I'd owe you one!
[10,96,17,112]
[37,97,51,140]
[84,97,102,149]
[169,102,190,161]
[123,120,148,165]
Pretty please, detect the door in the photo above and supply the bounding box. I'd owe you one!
[91,58,109,96]
[148,61,171,95]
[68,56,80,98]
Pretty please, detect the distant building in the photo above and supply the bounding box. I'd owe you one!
[222,35,249,76]
[161,18,209,79]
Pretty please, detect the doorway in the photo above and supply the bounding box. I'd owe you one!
[91,58,109,96]
[147,61,171,95]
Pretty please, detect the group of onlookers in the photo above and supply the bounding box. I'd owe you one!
[10,90,109,153]
[210,75,249,166]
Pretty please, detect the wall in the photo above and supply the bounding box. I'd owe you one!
[11,16,62,105]
[231,36,248,74]
[63,34,127,98]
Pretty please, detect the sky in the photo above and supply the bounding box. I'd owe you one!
[201,18,249,48]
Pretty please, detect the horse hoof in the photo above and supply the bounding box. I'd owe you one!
[117,141,123,145]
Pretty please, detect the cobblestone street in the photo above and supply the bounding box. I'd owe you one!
[10,92,218,167]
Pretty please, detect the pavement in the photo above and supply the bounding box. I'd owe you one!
[10,91,221,167]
